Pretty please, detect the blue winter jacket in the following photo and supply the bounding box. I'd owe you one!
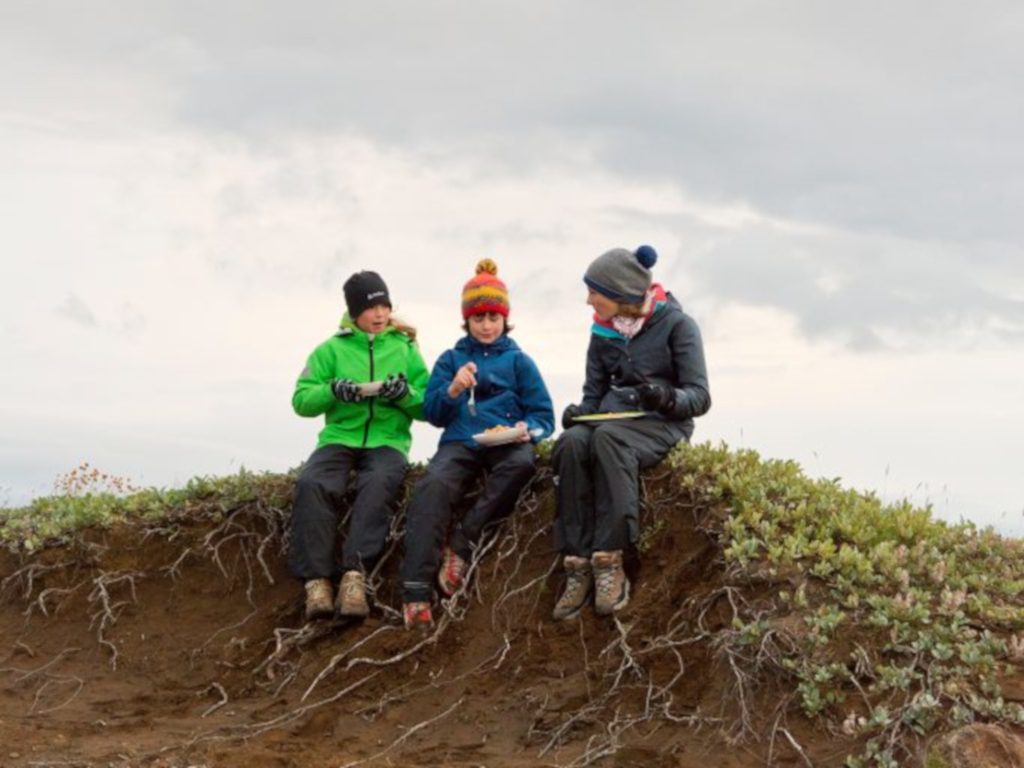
[424,334,555,447]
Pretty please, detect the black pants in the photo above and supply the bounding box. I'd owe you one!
[400,442,536,602]
[552,419,685,557]
[289,444,408,580]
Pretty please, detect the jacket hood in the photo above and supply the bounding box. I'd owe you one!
[654,291,683,322]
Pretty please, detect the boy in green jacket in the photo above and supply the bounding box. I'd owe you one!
[290,271,429,621]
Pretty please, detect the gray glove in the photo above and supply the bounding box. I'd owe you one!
[331,378,363,403]
[379,373,409,401]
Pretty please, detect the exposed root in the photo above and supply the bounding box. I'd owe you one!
[338,696,465,768]
[165,670,381,757]
[200,682,229,718]
[354,636,512,721]
[31,674,85,715]
[300,624,395,702]
[26,585,82,618]
[1,562,75,603]
[88,571,142,670]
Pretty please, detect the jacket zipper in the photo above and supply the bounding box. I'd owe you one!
[363,336,375,447]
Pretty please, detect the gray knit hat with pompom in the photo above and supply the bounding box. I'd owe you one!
[583,245,658,304]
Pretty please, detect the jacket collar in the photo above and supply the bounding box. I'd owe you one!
[336,313,399,339]
[454,333,517,354]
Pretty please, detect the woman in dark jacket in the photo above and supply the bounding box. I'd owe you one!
[552,245,710,620]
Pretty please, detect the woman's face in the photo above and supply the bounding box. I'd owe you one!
[355,303,392,334]
[467,311,505,344]
[586,288,619,321]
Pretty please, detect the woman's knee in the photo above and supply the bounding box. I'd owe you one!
[589,424,620,455]
[553,426,592,462]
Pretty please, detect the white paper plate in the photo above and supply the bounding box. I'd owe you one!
[472,424,528,446]
[571,411,647,422]
[357,381,384,396]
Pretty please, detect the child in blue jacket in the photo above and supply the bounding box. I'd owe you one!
[400,259,554,629]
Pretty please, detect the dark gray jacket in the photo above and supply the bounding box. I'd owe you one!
[580,294,711,439]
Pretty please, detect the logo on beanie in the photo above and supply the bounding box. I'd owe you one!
[367,291,387,301]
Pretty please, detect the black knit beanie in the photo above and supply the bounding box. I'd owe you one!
[343,271,391,319]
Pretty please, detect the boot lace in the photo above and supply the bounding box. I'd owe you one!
[343,573,365,598]
[594,564,618,601]
[441,549,467,592]
[563,568,590,603]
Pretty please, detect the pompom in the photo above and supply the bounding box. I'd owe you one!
[476,258,499,276]
[635,245,658,269]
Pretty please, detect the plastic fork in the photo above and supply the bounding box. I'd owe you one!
[467,385,477,416]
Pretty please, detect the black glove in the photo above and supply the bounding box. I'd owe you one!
[331,378,362,403]
[562,403,583,430]
[379,372,409,401]
[637,383,676,414]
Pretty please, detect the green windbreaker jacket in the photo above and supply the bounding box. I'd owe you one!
[292,316,429,457]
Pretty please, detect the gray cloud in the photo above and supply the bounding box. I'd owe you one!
[55,293,97,327]
[12,4,1023,231]
[5,1,1024,348]
[680,224,1024,349]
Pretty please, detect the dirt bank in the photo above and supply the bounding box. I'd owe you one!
[0,466,918,767]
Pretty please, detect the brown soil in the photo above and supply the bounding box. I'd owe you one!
[0,471,864,767]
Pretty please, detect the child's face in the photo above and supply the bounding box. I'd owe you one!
[355,303,392,334]
[467,312,505,344]
[586,288,618,321]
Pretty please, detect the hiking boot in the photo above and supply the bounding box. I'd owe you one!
[552,555,593,621]
[437,547,468,597]
[403,601,434,630]
[304,578,334,621]
[337,570,369,617]
[592,551,629,615]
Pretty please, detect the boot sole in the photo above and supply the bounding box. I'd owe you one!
[552,585,593,621]
[437,578,462,598]
[337,604,370,618]
[552,604,584,621]
[305,605,335,621]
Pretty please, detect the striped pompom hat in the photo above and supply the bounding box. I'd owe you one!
[461,258,510,318]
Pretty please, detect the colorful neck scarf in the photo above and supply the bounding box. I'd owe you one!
[593,283,668,340]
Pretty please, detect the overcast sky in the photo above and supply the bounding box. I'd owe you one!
[2,2,1023,532]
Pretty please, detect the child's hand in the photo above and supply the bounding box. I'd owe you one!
[447,362,478,398]
[514,421,531,443]
[331,378,363,403]
[379,373,409,401]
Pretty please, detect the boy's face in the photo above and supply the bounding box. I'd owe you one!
[467,311,505,344]
[355,303,391,334]
[586,288,618,321]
